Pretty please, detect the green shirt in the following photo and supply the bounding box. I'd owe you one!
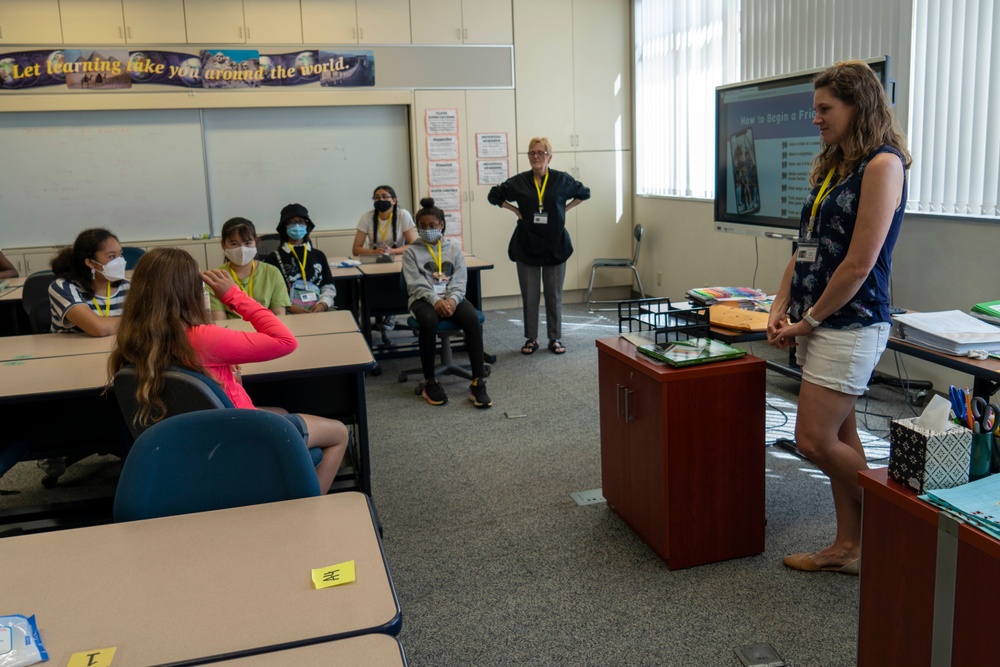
[209,261,292,319]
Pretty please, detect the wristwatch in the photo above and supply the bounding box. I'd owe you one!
[802,308,822,328]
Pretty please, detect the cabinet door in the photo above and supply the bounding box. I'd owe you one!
[185,0,246,44]
[572,0,630,151]
[301,0,358,44]
[410,0,462,45]
[624,366,667,558]
[462,0,511,44]
[3,251,25,277]
[244,0,302,44]
[23,250,57,276]
[573,150,632,290]
[356,0,410,44]
[598,352,633,520]
[414,90,469,249]
[512,0,574,153]
[465,89,518,296]
[122,0,187,43]
[60,0,126,45]
[0,0,63,44]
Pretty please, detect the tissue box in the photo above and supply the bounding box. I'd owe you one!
[889,417,972,492]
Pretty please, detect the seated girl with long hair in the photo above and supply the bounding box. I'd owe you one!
[49,227,129,336]
[108,247,348,491]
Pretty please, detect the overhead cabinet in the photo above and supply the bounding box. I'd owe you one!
[410,0,512,45]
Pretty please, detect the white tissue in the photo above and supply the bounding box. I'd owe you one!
[915,393,956,432]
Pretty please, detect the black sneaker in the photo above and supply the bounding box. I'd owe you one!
[383,314,397,331]
[422,379,448,405]
[468,378,492,409]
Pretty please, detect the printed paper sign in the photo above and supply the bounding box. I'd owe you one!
[476,133,508,158]
[428,161,461,186]
[429,186,461,211]
[426,109,458,134]
[444,212,463,238]
[427,135,459,161]
[478,160,508,185]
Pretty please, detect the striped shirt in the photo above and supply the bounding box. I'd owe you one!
[49,277,130,334]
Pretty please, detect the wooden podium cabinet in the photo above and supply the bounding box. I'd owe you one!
[596,337,766,569]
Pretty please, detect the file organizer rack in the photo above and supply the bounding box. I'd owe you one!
[617,297,710,345]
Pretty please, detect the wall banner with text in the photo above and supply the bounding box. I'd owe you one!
[0,48,375,91]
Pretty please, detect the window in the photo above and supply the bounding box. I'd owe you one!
[634,0,740,198]
[909,0,1000,218]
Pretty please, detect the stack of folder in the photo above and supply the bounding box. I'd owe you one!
[685,286,767,306]
[920,474,1000,540]
[971,299,1000,325]
[636,337,747,367]
[892,310,1000,355]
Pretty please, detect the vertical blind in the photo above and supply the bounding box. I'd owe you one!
[909,0,999,217]
[634,0,740,198]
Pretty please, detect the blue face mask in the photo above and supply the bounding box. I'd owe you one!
[287,224,308,241]
[418,228,442,244]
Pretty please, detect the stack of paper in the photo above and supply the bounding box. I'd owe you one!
[892,310,1000,355]
[685,286,767,306]
[636,337,747,367]
[920,474,1000,540]
[971,299,1000,326]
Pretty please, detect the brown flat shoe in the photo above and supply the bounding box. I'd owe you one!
[783,552,859,576]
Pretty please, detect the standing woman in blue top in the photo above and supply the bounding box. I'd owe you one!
[488,137,590,355]
[767,61,910,575]
[49,227,129,336]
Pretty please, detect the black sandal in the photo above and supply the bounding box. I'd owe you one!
[548,339,566,354]
[521,339,539,355]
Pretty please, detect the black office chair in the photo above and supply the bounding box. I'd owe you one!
[114,410,321,522]
[121,246,145,269]
[396,274,490,389]
[586,224,646,311]
[113,366,323,466]
[257,233,281,259]
[21,270,56,334]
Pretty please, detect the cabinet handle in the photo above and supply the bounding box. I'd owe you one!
[351,27,356,40]
[0,27,4,40]
[359,27,364,40]
[615,384,622,419]
[238,26,243,39]
[463,28,468,40]
[469,191,474,202]
[246,27,252,40]
[118,26,123,39]
[456,28,462,40]
[623,389,632,423]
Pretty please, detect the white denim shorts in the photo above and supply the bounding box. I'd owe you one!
[795,322,890,396]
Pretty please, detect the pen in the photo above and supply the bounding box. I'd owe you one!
[964,388,974,430]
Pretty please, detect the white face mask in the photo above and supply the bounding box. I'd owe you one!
[97,256,127,282]
[225,246,257,266]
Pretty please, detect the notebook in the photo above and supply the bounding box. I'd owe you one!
[636,337,747,367]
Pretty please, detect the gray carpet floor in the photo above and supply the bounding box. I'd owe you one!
[0,303,924,666]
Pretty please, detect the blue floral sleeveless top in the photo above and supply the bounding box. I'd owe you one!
[790,145,907,329]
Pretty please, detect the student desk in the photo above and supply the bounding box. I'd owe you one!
[355,255,494,359]
[206,634,407,666]
[0,331,377,533]
[1,492,402,666]
[857,468,1000,666]
[218,308,359,335]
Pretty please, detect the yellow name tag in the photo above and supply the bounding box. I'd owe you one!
[312,560,357,589]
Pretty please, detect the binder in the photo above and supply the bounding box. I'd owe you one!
[636,337,747,367]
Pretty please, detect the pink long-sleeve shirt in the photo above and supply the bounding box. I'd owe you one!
[188,285,297,408]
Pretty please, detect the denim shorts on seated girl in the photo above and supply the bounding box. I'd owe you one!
[795,322,890,396]
[281,413,309,446]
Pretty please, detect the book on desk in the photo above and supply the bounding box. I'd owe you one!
[636,337,747,367]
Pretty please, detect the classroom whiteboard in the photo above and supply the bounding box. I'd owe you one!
[0,109,211,247]
[203,106,412,233]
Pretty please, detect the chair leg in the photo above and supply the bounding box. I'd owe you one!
[587,265,599,310]
[631,266,646,299]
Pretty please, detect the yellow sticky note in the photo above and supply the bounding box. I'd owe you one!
[311,560,356,589]
[67,647,117,667]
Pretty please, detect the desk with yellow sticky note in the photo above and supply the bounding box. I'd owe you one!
[0,492,401,666]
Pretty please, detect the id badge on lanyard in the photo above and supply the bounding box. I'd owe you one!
[796,240,818,263]
[533,212,548,225]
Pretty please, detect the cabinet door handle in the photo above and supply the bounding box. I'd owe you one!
[246,27,252,40]
[463,28,468,40]
[623,388,632,422]
[0,27,4,40]
[469,191,474,202]
[118,26,123,39]
[615,384,622,419]
[359,27,364,40]
[456,28,462,40]
[351,28,356,39]
[238,26,243,39]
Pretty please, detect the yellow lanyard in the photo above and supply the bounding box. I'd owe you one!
[91,281,111,317]
[377,213,393,245]
[807,168,838,239]
[287,243,309,279]
[534,170,549,212]
[427,239,443,274]
[227,260,255,299]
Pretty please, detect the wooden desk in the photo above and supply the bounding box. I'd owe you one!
[858,468,1000,666]
[595,337,766,569]
[0,331,112,362]
[1,493,401,666]
[207,634,406,666]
